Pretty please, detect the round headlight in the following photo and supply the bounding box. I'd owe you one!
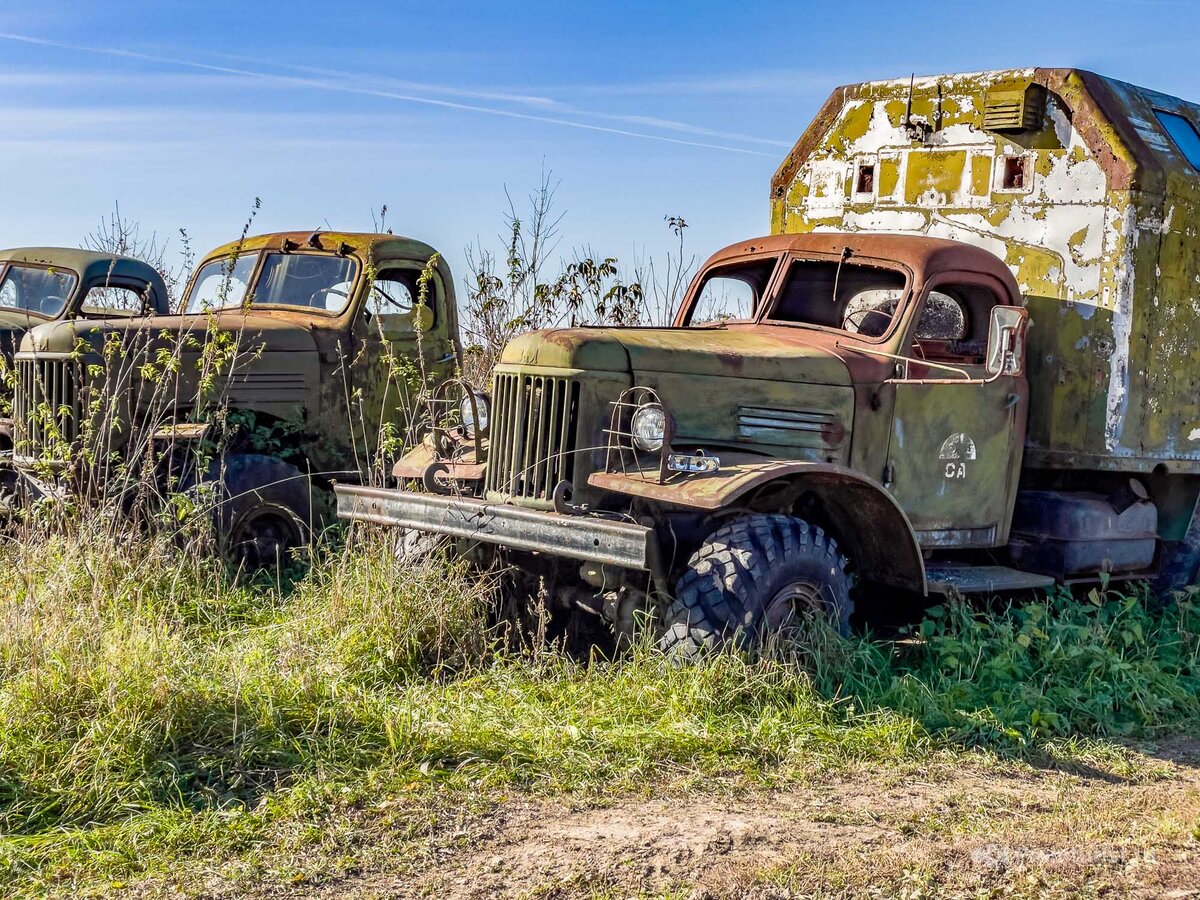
[630,403,666,452]
[459,391,489,437]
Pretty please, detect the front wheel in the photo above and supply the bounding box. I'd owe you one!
[658,514,853,661]
[187,454,327,570]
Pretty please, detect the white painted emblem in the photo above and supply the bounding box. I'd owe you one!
[939,432,976,480]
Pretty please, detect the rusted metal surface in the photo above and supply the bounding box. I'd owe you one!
[925,564,1055,598]
[336,483,656,570]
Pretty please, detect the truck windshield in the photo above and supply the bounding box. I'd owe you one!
[766,259,908,338]
[185,252,359,314]
[0,265,77,318]
[254,253,357,312]
[186,253,257,312]
[686,258,777,325]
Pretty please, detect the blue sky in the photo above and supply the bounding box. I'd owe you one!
[1,1,1197,292]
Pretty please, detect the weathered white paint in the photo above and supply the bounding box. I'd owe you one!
[794,90,1114,309]
[788,78,1140,452]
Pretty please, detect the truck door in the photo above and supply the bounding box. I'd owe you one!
[885,278,1029,548]
[356,264,459,446]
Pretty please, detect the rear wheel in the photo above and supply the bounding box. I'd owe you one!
[659,514,853,661]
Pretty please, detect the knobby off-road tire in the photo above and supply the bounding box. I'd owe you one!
[189,453,327,571]
[659,514,853,661]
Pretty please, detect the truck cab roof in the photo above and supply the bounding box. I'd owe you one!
[699,232,1023,308]
[0,247,170,317]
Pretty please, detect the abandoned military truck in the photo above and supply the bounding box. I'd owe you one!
[336,68,1200,657]
[0,247,169,383]
[8,231,460,564]
[0,248,169,500]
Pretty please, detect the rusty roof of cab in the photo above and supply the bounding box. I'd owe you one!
[701,232,1022,305]
[199,231,441,266]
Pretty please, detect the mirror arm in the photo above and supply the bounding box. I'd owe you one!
[834,341,975,381]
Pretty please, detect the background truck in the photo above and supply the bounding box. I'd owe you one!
[9,231,460,566]
[0,246,169,383]
[335,68,1200,656]
[0,248,170,503]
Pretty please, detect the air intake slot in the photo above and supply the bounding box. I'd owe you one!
[983,82,1046,134]
[486,372,580,503]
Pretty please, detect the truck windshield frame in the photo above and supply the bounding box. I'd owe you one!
[759,254,912,344]
[0,262,79,319]
[184,250,360,316]
[678,254,782,327]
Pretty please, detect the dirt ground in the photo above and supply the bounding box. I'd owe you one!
[177,740,1200,900]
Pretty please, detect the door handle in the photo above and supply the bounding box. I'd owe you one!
[1002,393,1020,410]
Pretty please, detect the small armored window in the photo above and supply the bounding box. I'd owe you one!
[1155,110,1200,171]
[855,163,875,195]
[1001,156,1027,190]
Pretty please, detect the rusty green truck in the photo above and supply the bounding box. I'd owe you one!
[335,69,1200,656]
[8,231,460,565]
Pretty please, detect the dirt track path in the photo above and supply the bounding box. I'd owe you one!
[187,742,1200,900]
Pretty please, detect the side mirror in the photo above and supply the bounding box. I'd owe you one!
[986,306,1028,376]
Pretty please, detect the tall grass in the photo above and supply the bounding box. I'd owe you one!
[0,524,1196,895]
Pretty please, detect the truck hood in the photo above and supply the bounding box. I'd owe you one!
[20,313,318,356]
[501,325,853,386]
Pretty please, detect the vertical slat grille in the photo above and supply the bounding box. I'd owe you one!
[485,372,579,501]
[13,357,79,460]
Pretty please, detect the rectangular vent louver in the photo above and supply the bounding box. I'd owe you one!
[983,83,1046,134]
[737,407,843,448]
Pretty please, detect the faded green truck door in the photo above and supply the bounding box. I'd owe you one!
[886,373,1027,548]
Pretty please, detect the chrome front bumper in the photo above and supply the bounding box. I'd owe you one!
[335,484,655,570]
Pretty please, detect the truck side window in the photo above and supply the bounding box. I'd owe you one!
[914,291,968,341]
[913,284,998,363]
[368,269,430,331]
[687,258,775,325]
[81,285,150,318]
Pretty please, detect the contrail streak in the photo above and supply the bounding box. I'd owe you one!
[0,32,776,156]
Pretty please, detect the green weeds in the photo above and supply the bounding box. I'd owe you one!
[0,529,1196,897]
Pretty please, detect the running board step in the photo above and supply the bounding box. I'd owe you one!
[925,565,1056,596]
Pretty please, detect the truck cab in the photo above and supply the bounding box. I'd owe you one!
[0,247,169,456]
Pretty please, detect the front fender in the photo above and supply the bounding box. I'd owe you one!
[588,457,926,594]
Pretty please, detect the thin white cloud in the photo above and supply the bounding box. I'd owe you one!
[566,70,850,97]
[188,52,562,108]
[0,31,777,157]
